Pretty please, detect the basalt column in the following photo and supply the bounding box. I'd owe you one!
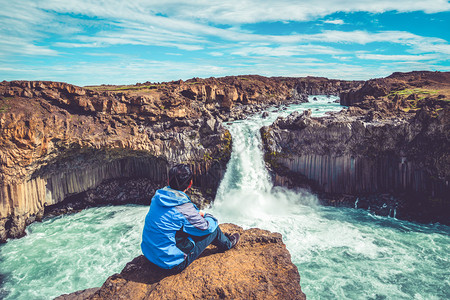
[261,109,449,224]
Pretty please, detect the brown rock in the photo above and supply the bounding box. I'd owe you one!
[64,224,305,300]
[0,74,377,241]
[55,288,101,300]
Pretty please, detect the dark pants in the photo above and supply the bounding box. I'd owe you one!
[171,226,231,273]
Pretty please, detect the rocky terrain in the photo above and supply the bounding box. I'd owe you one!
[340,71,450,106]
[0,75,357,242]
[262,71,449,223]
[56,224,305,300]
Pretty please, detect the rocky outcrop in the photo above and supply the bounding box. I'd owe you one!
[0,81,231,242]
[262,71,450,223]
[340,71,450,106]
[0,75,358,242]
[141,75,358,111]
[56,224,305,300]
[261,103,449,223]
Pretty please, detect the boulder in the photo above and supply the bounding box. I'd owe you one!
[58,224,305,300]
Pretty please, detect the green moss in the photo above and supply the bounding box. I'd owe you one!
[114,85,158,91]
[216,130,232,162]
[402,107,420,113]
[264,151,285,169]
[0,105,9,113]
[389,88,439,97]
[389,88,446,113]
[203,152,213,161]
[0,97,13,113]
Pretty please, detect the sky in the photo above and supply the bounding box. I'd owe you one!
[0,0,449,86]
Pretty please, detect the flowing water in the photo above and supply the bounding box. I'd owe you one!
[0,96,449,299]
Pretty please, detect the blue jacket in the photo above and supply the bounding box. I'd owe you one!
[141,186,218,269]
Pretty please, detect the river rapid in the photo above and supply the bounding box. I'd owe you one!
[0,96,449,299]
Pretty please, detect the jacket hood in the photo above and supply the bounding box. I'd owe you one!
[152,186,190,207]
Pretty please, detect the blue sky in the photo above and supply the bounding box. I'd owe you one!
[0,0,449,86]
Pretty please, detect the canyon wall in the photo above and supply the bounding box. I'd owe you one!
[261,79,450,223]
[0,81,230,242]
[0,76,358,242]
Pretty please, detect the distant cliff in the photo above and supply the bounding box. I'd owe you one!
[56,224,306,300]
[0,75,357,242]
[340,71,450,106]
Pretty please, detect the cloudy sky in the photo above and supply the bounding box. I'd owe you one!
[0,0,449,86]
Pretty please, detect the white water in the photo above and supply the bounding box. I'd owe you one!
[1,96,449,299]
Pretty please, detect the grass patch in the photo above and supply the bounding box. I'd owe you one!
[0,104,10,113]
[114,85,158,91]
[402,107,420,113]
[87,85,159,92]
[389,88,446,113]
[389,88,439,98]
[0,96,14,113]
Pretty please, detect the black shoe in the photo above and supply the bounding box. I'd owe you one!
[229,233,240,249]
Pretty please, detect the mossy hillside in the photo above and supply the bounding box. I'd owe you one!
[0,96,15,113]
[388,88,449,115]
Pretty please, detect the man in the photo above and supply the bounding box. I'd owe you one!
[141,164,240,272]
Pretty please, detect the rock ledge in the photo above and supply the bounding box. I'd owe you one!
[56,224,305,300]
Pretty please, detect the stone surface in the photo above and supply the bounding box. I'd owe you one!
[0,75,358,242]
[261,72,450,224]
[340,71,450,106]
[55,288,101,300]
[60,224,305,300]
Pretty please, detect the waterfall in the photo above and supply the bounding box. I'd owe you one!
[212,119,298,221]
[210,98,339,224]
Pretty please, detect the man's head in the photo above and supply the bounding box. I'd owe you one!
[168,164,193,191]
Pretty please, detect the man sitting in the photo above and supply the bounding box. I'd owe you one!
[141,164,240,272]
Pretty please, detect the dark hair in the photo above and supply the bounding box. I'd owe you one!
[168,164,193,191]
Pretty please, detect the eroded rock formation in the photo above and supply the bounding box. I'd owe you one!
[262,71,450,223]
[340,71,450,106]
[56,224,305,300]
[0,76,357,242]
[0,81,231,242]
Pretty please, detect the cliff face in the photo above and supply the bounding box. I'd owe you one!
[0,81,230,242]
[56,224,306,300]
[0,76,357,242]
[340,71,450,106]
[262,92,450,223]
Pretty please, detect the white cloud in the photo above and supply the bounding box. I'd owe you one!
[231,45,345,57]
[0,0,449,84]
[0,35,58,56]
[324,19,345,25]
[413,43,450,55]
[1,0,449,57]
[357,53,438,61]
[86,0,449,24]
